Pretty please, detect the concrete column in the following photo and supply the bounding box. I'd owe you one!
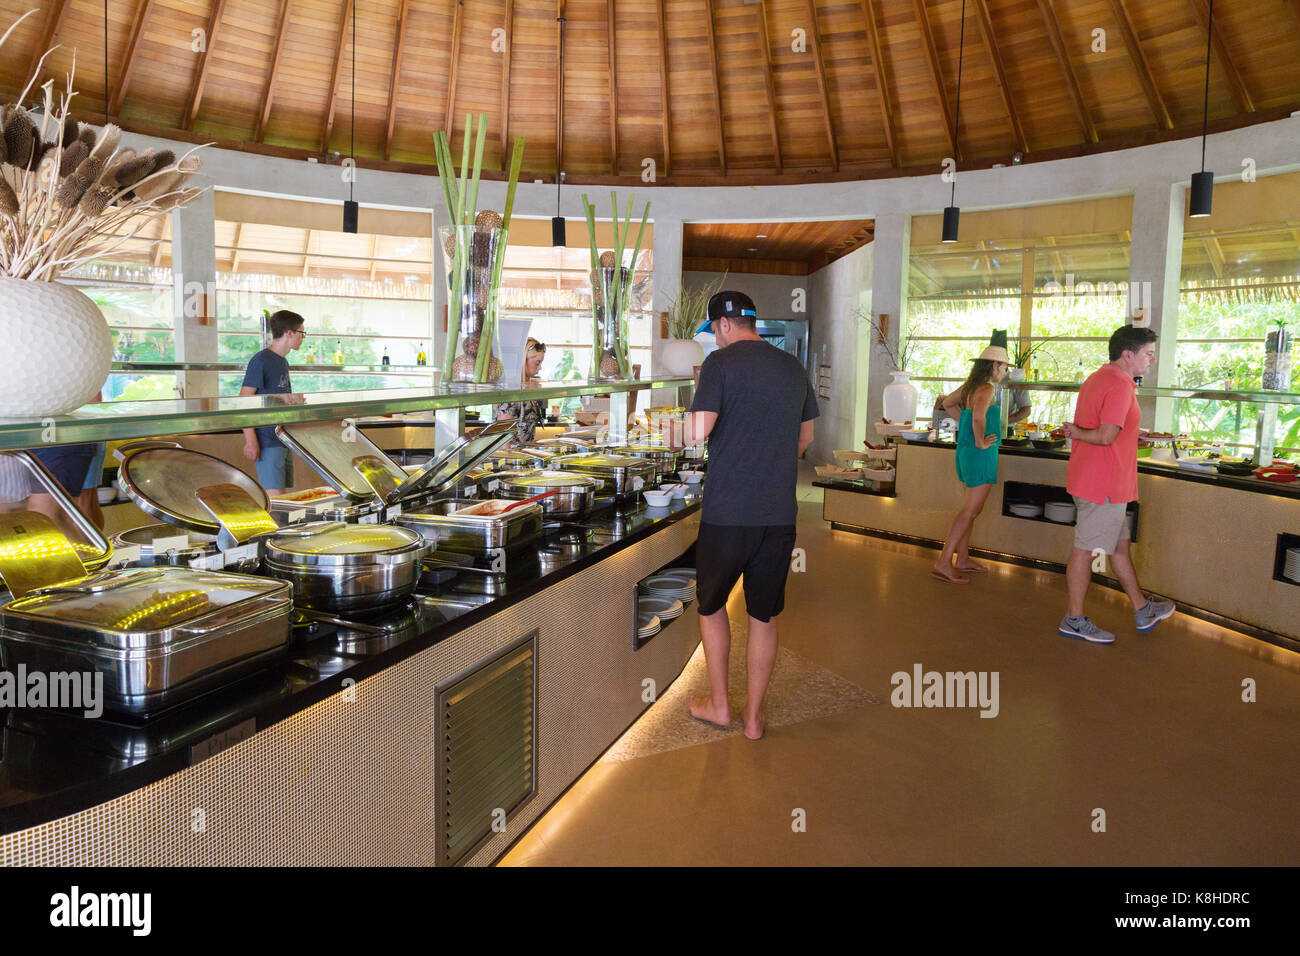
[171,188,219,399]
[1128,180,1185,430]
[650,216,684,407]
[865,211,911,431]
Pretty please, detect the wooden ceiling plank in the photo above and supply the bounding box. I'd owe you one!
[1186,0,1254,114]
[1202,236,1225,277]
[1034,0,1096,144]
[702,0,727,175]
[971,0,1027,155]
[302,229,313,277]
[445,1,466,134]
[1105,0,1174,130]
[27,0,72,84]
[556,1,565,175]
[111,0,155,115]
[369,234,381,281]
[910,0,957,160]
[607,0,618,174]
[501,0,515,161]
[754,1,782,173]
[230,222,243,272]
[257,0,293,142]
[184,0,229,131]
[655,0,671,178]
[858,0,897,167]
[321,0,356,151]
[385,0,411,160]
[804,0,839,170]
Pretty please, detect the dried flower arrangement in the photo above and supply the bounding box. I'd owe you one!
[0,11,206,281]
[433,114,525,384]
[667,272,726,340]
[580,192,650,380]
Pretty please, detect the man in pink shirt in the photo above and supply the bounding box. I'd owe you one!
[1060,325,1175,644]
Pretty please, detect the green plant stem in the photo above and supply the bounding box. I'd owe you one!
[457,113,472,224]
[466,113,487,226]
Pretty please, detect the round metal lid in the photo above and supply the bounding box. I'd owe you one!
[556,454,648,470]
[115,524,216,550]
[265,523,426,565]
[496,469,599,490]
[119,447,270,535]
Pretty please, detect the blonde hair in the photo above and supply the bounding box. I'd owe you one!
[521,337,546,381]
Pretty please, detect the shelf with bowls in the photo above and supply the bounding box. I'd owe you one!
[1273,534,1300,588]
[1001,480,1140,541]
[635,565,697,651]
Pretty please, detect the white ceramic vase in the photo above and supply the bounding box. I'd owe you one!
[0,277,114,417]
[882,370,918,424]
[661,337,705,377]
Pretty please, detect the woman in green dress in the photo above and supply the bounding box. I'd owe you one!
[932,346,1009,583]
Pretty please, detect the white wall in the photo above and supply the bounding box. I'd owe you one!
[807,242,874,464]
[682,271,808,321]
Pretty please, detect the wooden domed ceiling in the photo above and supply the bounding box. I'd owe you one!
[2,0,1298,186]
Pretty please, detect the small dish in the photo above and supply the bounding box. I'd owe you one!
[642,489,673,506]
[679,470,705,483]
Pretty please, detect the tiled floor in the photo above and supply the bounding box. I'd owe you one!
[500,465,1300,866]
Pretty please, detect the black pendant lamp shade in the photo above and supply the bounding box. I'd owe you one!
[941,0,968,244]
[1189,0,1215,219]
[343,200,359,234]
[551,215,566,247]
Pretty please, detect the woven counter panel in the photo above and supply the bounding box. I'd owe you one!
[0,513,700,866]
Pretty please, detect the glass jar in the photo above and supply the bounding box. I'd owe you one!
[440,224,507,385]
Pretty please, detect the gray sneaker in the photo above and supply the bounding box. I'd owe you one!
[1135,595,1176,632]
[1058,615,1116,644]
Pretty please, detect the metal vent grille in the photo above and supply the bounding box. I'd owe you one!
[438,632,537,866]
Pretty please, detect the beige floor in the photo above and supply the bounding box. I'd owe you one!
[500,466,1300,866]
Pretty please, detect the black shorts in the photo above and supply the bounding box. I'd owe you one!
[696,522,798,623]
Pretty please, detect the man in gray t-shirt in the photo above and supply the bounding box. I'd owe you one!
[685,291,819,741]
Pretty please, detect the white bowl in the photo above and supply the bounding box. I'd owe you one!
[642,490,673,506]
[679,470,704,483]
[96,486,116,505]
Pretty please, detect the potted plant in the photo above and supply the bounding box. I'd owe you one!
[860,310,920,423]
[661,273,724,377]
[581,192,650,382]
[0,11,207,416]
[1009,334,1060,382]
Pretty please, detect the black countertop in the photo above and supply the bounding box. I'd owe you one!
[0,495,701,836]
[895,438,1300,501]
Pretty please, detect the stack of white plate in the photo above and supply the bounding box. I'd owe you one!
[1044,501,1076,523]
[639,567,697,604]
[639,593,684,623]
[1285,547,1300,584]
[1009,503,1044,518]
[637,611,661,640]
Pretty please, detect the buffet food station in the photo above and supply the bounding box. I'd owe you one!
[819,383,1300,648]
[0,377,704,867]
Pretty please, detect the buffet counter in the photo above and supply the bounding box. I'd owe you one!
[821,439,1300,647]
[0,494,702,865]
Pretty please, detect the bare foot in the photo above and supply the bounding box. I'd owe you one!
[930,564,971,584]
[743,712,766,740]
[955,560,988,573]
[689,696,733,729]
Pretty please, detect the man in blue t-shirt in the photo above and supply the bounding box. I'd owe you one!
[240,310,306,494]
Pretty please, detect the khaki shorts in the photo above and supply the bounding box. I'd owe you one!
[1072,496,1131,554]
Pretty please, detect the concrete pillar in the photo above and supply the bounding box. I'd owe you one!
[1128,180,1185,430]
[865,211,911,431]
[171,188,220,399]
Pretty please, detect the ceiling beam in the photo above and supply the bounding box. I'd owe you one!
[230,222,243,272]
[257,0,293,141]
[755,2,782,174]
[445,1,466,134]
[110,0,155,115]
[27,0,71,85]
[1186,0,1253,113]
[1105,0,1173,129]
[184,0,229,130]
[607,0,618,174]
[321,0,356,151]
[910,0,957,160]
[858,0,897,167]
[702,0,727,175]
[385,0,411,160]
[1034,0,1096,143]
[369,234,381,282]
[556,1,565,174]
[500,0,514,161]
[971,0,1027,155]
[804,0,839,170]
[1202,236,1225,278]
[302,229,313,277]
[655,0,671,178]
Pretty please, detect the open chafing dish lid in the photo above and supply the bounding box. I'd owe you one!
[263,522,428,567]
[1,567,291,642]
[0,450,112,573]
[495,469,600,491]
[117,446,270,536]
[554,453,654,472]
[115,525,215,550]
[277,417,519,505]
[607,444,680,457]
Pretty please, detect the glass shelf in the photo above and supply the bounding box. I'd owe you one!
[1012,380,1300,406]
[112,362,435,374]
[0,378,692,449]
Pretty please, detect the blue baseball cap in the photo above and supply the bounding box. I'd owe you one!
[696,291,758,335]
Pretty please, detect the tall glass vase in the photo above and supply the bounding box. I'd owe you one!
[589,265,634,382]
[1263,328,1292,391]
[440,224,507,385]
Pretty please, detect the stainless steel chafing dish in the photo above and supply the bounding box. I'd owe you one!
[261,521,431,613]
[0,567,293,716]
[268,488,380,526]
[551,453,654,501]
[490,448,553,470]
[394,498,543,556]
[531,437,590,456]
[601,444,682,484]
[493,470,601,520]
[111,525,261,573]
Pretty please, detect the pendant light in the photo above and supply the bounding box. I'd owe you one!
[551,11,567,247]
[342,0,359,233]
[941,0,968,244]
[1189,0,1215,218]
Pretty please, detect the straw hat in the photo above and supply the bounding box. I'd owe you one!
[974,345,1011,364]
